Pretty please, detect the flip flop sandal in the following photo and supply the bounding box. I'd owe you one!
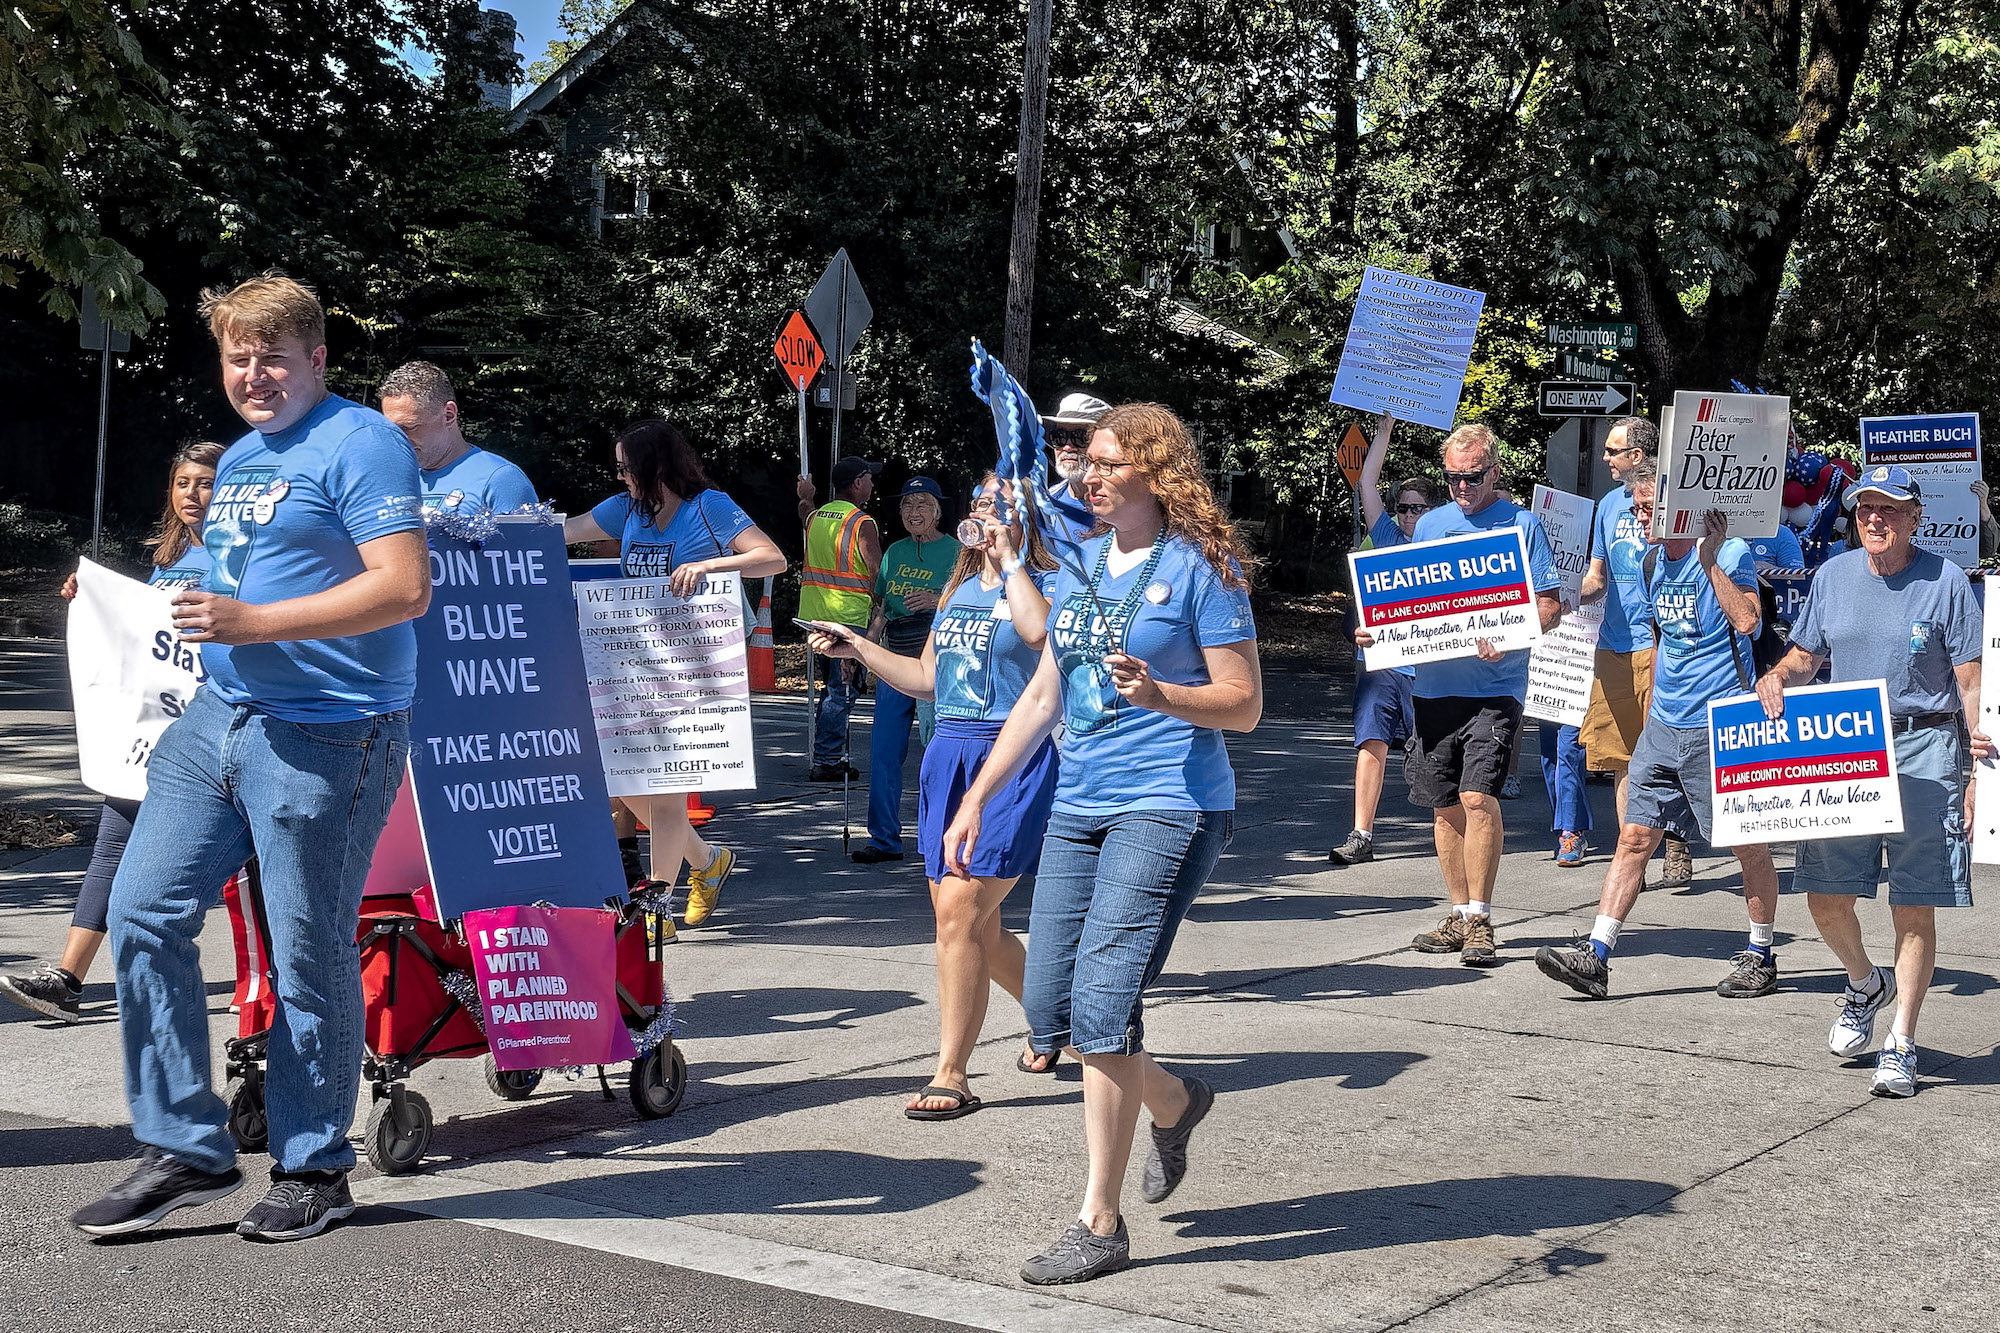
[1017,1046,1063,1075]
[904,1085,982,1121]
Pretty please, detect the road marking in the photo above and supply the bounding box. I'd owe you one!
[357,1170,1214,1333]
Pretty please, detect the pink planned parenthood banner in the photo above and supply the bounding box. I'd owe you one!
[464,904,635,1071]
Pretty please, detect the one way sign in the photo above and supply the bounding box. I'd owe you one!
[1538,381,1635,417]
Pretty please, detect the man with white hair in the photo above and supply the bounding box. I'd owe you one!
[1037,391,1111,552]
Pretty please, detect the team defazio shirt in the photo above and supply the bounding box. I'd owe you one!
[201,394,424,721]
[930,569,1058,722]
[589,489,754,579]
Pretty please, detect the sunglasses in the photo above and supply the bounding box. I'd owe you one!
[1395,502,1430,515]
[1442,468,1491,486]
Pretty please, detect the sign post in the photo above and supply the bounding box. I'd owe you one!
[772,310,825,479]
[78,288,133,564]
[804,249,874,472]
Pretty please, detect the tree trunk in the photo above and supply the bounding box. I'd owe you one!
[1003,0,1054,378]
[1330,2,1360,241]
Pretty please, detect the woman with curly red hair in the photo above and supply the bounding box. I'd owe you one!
[941,402,1263,1284]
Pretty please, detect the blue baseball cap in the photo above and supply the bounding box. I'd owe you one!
[1844,464,1923,507]
[899,476,944,501]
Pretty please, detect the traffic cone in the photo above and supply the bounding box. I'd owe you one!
[748,575,777,691]
[687,791,716,828]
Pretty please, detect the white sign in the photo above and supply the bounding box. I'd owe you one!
[65,560,206,801]
[1657,390,1788,541]
[1972,614,2000,865]
[576,573,756,796]
[1350,527,1542,671]
[1859,414,1982,569]
[1708,681,1901,847]
[1525,485,1600,725]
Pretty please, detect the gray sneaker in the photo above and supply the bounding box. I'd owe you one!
[1535,938,1609,998]
[1021,1218,1130,1285]
[236,1172,356,1242]
[0,965,82,1023]
[1715,949,1779,999]
[1328,831,1374,865]
[1141,1076,1214,1204]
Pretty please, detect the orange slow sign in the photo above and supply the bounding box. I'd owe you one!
[1337,423,1368,488]
[773,311,824,390]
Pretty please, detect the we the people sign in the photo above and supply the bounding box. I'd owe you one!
[1328,266,1487,433]
[1707,682,1901,847]
[1349,528,1540,671]
[1657,390,1788,540]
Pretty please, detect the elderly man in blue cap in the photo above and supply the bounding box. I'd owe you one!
[1756,464,1992,1097]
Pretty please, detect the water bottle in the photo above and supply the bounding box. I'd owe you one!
[957,518,990,549]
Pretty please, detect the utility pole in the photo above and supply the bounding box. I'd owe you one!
[1002,0,1054,377]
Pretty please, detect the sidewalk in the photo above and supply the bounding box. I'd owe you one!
[3,639,1995,1331]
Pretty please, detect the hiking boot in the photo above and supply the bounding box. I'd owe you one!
[1328,831,1374,865]
[849,845,903,865]
[1870,1038,1917,1098]
[1830,967,1896,1058]
[1499,774,1523,800]
[1460,914,1499,967]
[1412,913,1470,954]
[0,965,83,1023]
[1716,949,1779,999]
[1660,836,1694,887]
[807,762,861,782]
[1535,940,1609,998]
[1555,833,1585,868]
[683,845,734,926]
[1020,1218,1130,1285]
[1140,1076,1214,1204]
[236,1172,356,1242]
[71,1147,243,1237]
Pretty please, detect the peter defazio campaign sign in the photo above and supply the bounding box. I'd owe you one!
[1349,528,1541,671]
[1708,681,1901,847]
[1860,413,1982,569]
[1658,390,1788,541]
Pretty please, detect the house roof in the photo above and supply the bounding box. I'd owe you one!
[510,3,647,125]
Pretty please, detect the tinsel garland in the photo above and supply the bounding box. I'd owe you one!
[423,498,560,545]
[441,970,484,1030]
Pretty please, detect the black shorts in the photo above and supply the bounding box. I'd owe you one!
[1408,695,1525,808]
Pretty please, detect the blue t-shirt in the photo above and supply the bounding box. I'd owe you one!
[421,446,538,515]
[1039,479,1098,557]
[201,395,424,721]
[1746,524,1804,571]
[1046,535,1255,813]
[1409,499,1562,701]
[150,544,211,590]
[1590,487,1651,652]
[1789,547,1981,717]
[590,489,754,580]
[931,569,1058,721]
[1645,539,1758,728]
[1359,512,1416,679]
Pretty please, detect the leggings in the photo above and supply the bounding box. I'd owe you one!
[75,797,142,933]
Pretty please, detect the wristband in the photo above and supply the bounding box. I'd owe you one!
[1002,557,1024,576]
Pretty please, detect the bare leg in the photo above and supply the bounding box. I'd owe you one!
[1888,904,1938,1040]
[1808,893,1873,984]
[643,795,711,886]
[1078,1051,1191,1235]
[909,874,1020,1111]
[1353,740,1389,833]
[58,927,107,982]
[1734,845,1779,927]
[1613,770,1630,827]
[1598,824,1666,923]
[1434,803,1470,906]
[1459,791,1504,904]
[611,798,638,839]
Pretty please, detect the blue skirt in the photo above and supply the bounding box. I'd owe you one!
[919,719,1059,882]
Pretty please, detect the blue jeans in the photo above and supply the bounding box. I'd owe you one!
[812,651,858,766]
[1538,722,1592,834]
[865,679,921,853]
[1023,808,1231,1056]
[107,687,408,1175]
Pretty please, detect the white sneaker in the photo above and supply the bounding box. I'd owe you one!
[1829,967,1895,1058]
[1870,1037,1917,1098]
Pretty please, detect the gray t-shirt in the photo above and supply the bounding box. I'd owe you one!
[1789,546,1981,716]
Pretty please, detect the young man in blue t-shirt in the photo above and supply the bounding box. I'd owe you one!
[1537,481,1783,1002]
[1755,465,1992,1097]
[377,360,538,516]
[1357,425,1564,966]
[73,276,431,1243]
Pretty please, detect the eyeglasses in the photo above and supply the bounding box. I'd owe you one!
[1631,503,1657,515]
[614,461,632,478]
[970,495,997,512]
[1442,468,1491,486]
[1395,502,1430,515]
[1081,455,1132,478]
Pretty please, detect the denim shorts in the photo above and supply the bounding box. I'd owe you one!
[1353,668,1415,750]
[1625,719,1715,844]
[1022,808,1231,1056]
[1792,724,1972,908]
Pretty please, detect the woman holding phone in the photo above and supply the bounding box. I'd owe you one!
[808,476,1062,1119]
[1,442,223,1023]
[939,404,1262,1284]
[564,420,787,928]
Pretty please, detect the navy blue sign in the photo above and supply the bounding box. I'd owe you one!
[410,520,626,917]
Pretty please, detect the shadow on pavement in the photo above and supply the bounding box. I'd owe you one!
[687,986,924,1039]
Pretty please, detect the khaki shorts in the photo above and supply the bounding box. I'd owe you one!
[1582,647,1653,771]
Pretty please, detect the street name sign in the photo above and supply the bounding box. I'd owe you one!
[1538,381,1636,417]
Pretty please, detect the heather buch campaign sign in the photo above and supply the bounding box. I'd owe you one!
[576,571,756,797]
[409,519,627,918]
[1525,485,1601,727]
[1328,266,1487,433]
[1656,390,1788,541]
[464,903,635,1071]
[1860,413,1982,569]
[66,560,206,801]
[1350,528,1541,671]
[1707,681,1901,848]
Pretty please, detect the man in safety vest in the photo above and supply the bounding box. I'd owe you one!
[796,456,884,779]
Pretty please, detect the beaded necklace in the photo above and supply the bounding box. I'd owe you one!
[1084,527,1169,660]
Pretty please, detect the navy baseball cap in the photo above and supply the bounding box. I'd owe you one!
[899,476,944,501]
[831,456,884,489]
[1844,464,1923,507]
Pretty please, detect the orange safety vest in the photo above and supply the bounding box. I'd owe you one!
[800,500,874,625]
